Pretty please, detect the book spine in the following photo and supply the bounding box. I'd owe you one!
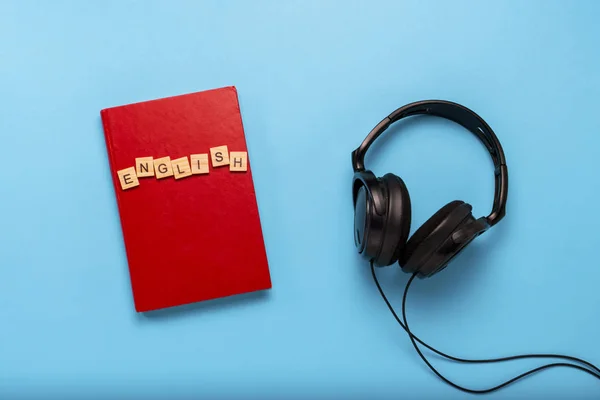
[100,108,139,309]
[99,110,128,243]
[100,109,119,196]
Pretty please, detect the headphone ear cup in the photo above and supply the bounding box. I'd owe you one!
[353,171,386,262]
[400,200,475,276]
[374,173,412,266]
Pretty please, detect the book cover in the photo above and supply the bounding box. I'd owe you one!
[100,86,271,312]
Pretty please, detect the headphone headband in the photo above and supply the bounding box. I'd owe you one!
[351,100,508,226]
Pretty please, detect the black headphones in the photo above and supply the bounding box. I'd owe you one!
[352,100,508,277]
[351,101,600,394]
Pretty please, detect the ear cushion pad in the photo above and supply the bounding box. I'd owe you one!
[399,200,472,271]
[375,173,412,266]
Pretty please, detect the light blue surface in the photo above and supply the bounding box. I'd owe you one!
[2,1,600,399]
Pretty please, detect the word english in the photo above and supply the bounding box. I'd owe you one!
[117,145,247,190]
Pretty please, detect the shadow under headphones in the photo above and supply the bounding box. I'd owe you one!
[349,100,600,395]
[351,99,508,277]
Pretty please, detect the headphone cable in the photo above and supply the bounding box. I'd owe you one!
[370,261,600,393]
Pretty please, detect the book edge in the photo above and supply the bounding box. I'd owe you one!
[100,108,142,311]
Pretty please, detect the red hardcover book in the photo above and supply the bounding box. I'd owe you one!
[100,86,271,312]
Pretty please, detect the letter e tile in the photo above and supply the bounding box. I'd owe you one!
[118,167,140,190]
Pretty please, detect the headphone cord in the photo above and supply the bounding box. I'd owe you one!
[370,261,600,394]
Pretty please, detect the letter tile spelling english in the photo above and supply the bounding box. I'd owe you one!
[210,145,229,167]
[135,156,155,178]
[171,157,193,180]
[118,167,140,190]
[229,151,248,172]
[191,154,209,174]
[153,156,174,179]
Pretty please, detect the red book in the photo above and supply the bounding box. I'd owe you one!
[100,86,271,312]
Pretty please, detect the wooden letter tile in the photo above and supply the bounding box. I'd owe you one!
[190,153,209,174]
[135,156,154,177]
[117,167,140,190]
[153,156,173,179]
[171,156,192,180]
[210,145,229,167]
[229,151,248,172]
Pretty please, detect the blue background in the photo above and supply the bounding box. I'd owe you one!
[1,1,600,399]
